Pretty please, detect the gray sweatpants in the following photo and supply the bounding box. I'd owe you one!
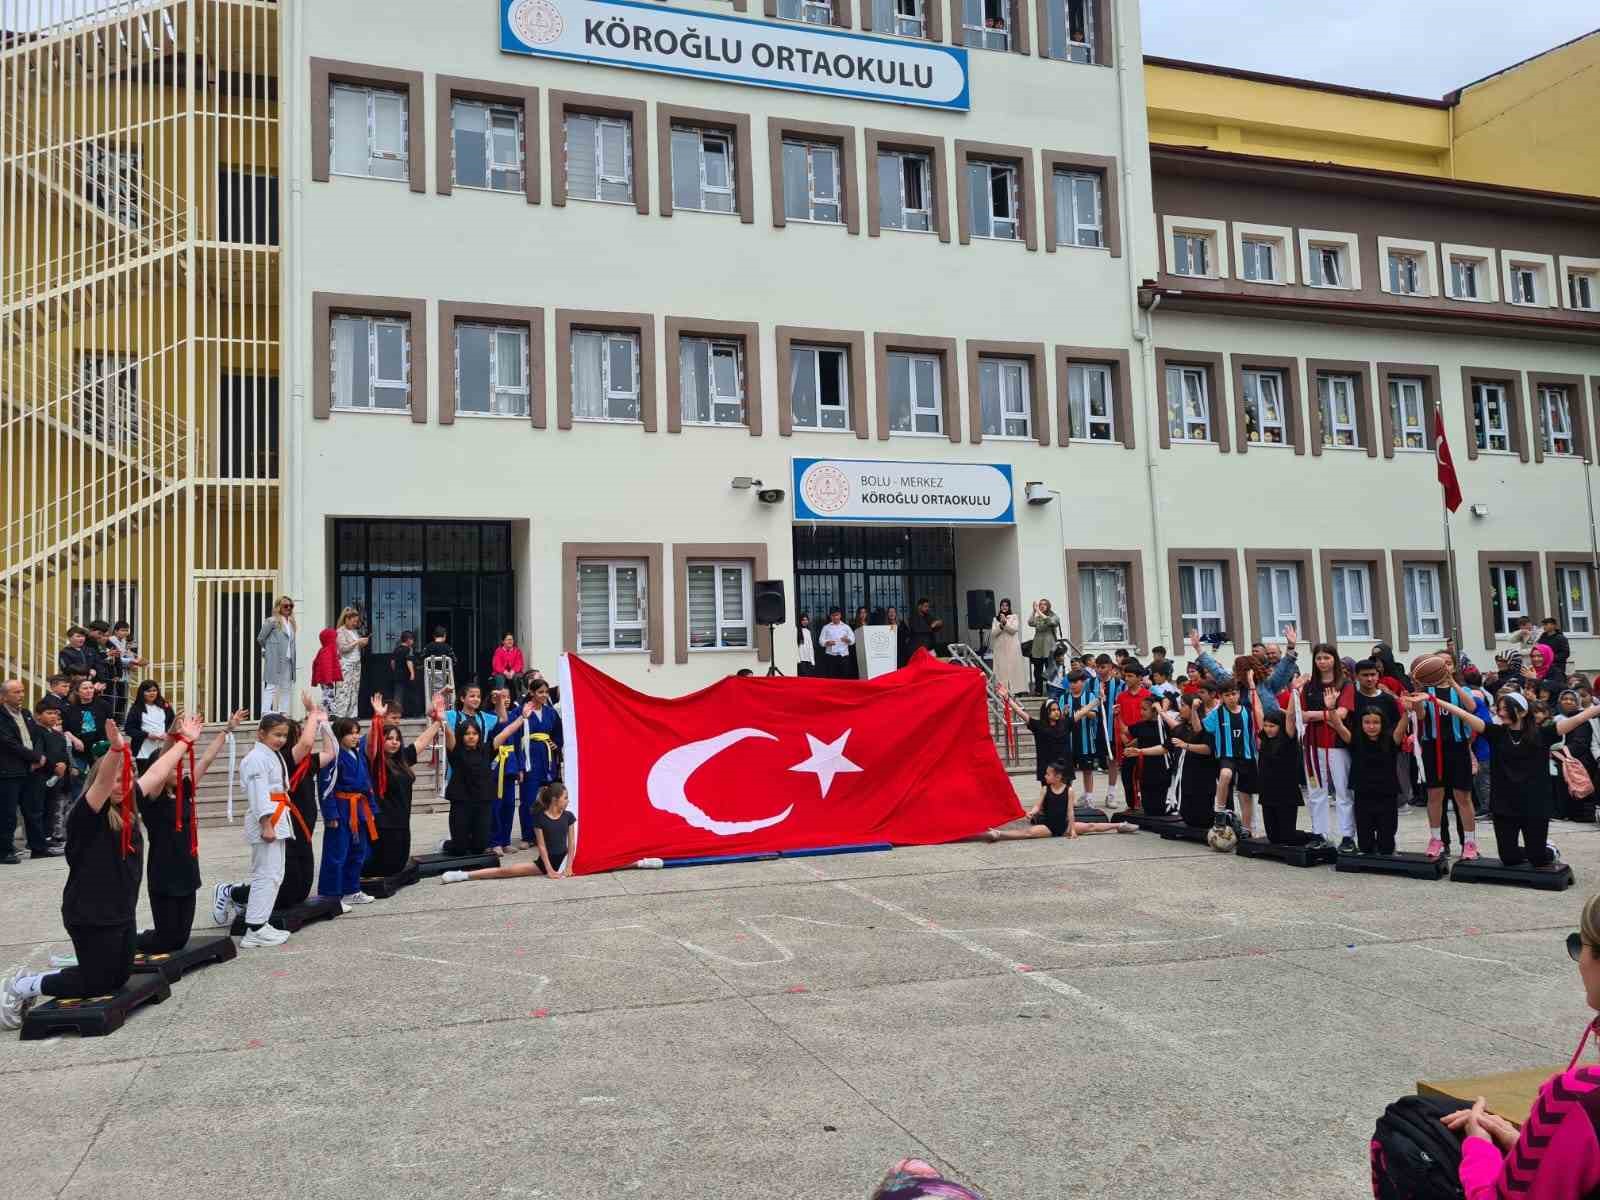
[244,838,286,926]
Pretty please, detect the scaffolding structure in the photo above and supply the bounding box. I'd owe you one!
[1,0,281,719]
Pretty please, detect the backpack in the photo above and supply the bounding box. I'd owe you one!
[1553,746,1595,800]
[1369,1094,1470,1200]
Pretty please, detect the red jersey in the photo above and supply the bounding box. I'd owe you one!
[1115,687,1149,738]
[1299,682,1355,751]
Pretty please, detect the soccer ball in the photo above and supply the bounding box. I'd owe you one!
[1207,824,1239,853]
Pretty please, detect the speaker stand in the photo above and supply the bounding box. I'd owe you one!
[765,624,785,676]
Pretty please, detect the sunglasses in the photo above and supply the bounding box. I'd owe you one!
[1569,932,1593,962]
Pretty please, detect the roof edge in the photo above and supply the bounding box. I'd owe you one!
[1143,55,1453,110]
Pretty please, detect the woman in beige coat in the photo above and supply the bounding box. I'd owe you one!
[990,598,1029,696]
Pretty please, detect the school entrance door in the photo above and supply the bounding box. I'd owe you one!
[792,526,957,630]
[332,519,514,713]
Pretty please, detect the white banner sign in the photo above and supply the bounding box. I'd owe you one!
[793,458,1015,524]
[501,0,971,110]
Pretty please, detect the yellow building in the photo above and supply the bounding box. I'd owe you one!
[1,0,280,717]
[1145,27,1600,198]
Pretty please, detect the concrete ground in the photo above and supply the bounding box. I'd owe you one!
[0,783,1594,1200]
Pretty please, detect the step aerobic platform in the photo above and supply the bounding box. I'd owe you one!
[21,972,171,1040]
[131,934,238,982]
[1236,838,1338,867]
[1449,856,1575,891]
[1335,851,1448,879]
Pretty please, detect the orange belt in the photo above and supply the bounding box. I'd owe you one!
[268,791,312,840]
[334,789,379,840]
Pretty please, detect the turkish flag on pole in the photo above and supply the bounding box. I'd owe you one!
[1434,410,1463,513]
[559,651,1025,874]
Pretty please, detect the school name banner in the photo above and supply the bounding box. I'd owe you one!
[793,457,1015,524]
[500,0,971,110]
[560,651,1021,874]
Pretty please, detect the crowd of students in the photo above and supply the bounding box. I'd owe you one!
[993,620,1600,867]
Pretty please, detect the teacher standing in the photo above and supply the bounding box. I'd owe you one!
[1027,599,1061,696]
[329,607,369,718]
[256,596,297,714]
[990,599,1029,696]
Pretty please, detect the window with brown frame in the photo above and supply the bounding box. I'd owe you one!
[665,317,762,435]
[1307,360,1376,458]
[549,91,649,214]
[874,334,960,442]
[954,141,1036,249]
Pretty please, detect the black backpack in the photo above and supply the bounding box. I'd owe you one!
[1370,1094,1471,1200]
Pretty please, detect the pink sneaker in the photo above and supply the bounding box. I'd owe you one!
[1460,842,1480,861]
[1426,837,1445,861]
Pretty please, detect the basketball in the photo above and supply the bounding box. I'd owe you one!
[1410,652,1452,687]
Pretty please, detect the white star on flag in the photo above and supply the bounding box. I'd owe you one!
[788,730,863,798]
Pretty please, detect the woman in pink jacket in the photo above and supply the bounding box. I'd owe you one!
[491,633,525,694]
[1443,892,1600,1198]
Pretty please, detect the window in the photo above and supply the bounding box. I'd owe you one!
[1450,257,1481,299]
[565,113,632,204]
[790,346,850,431]
[1043,0,1094,62]
[687,561,753,649]
[455,324,528,417]
[451,99,522,192]
[887,352,943,435]
[1388,377,1427,450]
[84,142,140,226]
[1242,369,1286,446]
[1331,563,1373,640]
[680,337,746,427]
[1178,562,1224,637]
[331,315,410,411]
[1570,271,1596,312]
[577,559,647,651]
[1052,170,1101,248]
[1067,364,1114,442]
[1079,565,1127,643]
[873,0,927,37]
[1171,232,1210,277]
[783,139,841,224]
[1307,243,1344,288]
[1388,251,1423,295]
[779,0,834,23]
[967,160,1019,241]
[1489,564,1527,637]
[571,330,641,422]
[1240,238,1277,282]
[978,357,1031,438]
[1509,264,1540,305]
[1317,374,1360,448]
[1557,566,1593,636]
[1255,563,1299,641]
[962,0,1010,50]
[1403,564,1443,639]
[218,170,279,245]
[330,83,407,181]
[78,354,139,445]
[1164,365,1211,442]
[1541,385,1575,456]
[670,125,735,214]
[1472,382,1511,452]
[877,150,931,233]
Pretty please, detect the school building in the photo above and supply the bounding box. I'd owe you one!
[4,1,1599,709]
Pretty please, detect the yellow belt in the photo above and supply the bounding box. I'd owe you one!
[494,744,515,798]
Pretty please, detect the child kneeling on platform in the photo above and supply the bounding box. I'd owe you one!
[984,763,1138,841]
[1255,694,1326,849]
[1,716,203,1029]
[442,781,575,882]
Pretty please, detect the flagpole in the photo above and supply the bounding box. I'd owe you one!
[1442,504,1461,650]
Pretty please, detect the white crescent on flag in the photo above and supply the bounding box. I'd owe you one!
[645,728,794,836]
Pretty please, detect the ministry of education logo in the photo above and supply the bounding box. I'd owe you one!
[508,0,564,45]
[802,464,850,514]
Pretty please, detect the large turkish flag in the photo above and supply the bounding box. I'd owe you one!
[559,650,1024,875]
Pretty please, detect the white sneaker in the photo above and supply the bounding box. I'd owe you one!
[48,952,77,968]
[211,881,239,927]
[441,870,469,883]
[239,925,290,948]
[344,891,376,906]
[0,972,29,1030]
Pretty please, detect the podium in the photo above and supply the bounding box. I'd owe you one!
[855,625,899,680]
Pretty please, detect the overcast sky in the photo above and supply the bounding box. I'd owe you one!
[1140,1,1597,98]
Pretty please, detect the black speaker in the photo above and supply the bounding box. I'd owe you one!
[966,589,995,630]
[754,580,786,627]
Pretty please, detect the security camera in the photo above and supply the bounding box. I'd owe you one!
[756,488,786,505]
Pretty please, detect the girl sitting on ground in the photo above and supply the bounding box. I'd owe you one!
[984,762,1137,841]
[442,781,575,882]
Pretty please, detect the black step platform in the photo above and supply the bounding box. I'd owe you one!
[131,935,238,982]
[1159,822,1213,843]
[1450,856,1575,891]
[230,894,344,937]
[1237,838,1339,867]
[21,972,171,1040]
[412,852,500,878]
[361,859,421,898]
[1129,810,1187,834]
[1075,806,1109,823]
[1336,850,1448,879]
